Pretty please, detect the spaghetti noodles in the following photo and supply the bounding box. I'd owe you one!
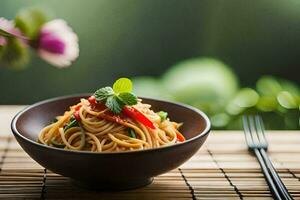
[38,78,185,152]
[38,98,185,152]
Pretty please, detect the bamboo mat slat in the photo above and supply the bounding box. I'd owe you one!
[0,131,299,199]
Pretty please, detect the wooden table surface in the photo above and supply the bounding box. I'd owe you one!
[0,106,299,199]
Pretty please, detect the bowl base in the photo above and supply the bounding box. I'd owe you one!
[71,177,153,191]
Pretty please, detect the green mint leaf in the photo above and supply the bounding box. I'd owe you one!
[157,111,168,121]
[94,87,114,102]
[93,78,137,113]
[15,8,48,39]
[277,91,298,109]
[113,78,133,93]
[105,96,123,113]
[118,92,138,105]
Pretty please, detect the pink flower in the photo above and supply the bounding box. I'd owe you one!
[0,17,23,46]
[37,19,79,68]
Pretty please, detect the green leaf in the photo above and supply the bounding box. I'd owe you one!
[225,101,244,115]
[233,88,259,108]
[118,92,138,105]
[113,78,133,93]
[157,111,168,121]
[225,88,259,115]
[256,96,278,112]
[105,96,123,113]
[211,113,230,128]
[15,8,48,39]
[162,58,238,110]
[280,79,300,96]
[256,76,282,96]
[94,87,114,102]
[93,78,137,113]
[0,37,29,69]
[277,91,298,109]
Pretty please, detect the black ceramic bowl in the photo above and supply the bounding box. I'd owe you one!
[11,94,210,190]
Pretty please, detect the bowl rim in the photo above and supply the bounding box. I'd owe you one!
[11,93,211,155]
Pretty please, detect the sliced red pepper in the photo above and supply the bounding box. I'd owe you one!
[122,106,156,129]
[99,113,122,123]
[88,96,107,111]
[97,112,129,129]
[73,110,81,121]
[74,104,82,111]
[88,96,97,105]
[175,130,186,142]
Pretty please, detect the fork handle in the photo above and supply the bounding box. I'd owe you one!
[254,149,282,200]
[260,149,294,200]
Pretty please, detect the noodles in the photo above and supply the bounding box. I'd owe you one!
[38,77,185,152]
[38,98,184,152]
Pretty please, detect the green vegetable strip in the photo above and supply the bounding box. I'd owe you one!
[64,116,79,131]
[157,111,168,121]
[128,128,136,138]
[50,138,66,148]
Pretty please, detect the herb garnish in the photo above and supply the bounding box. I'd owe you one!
[157,111,168,121]
[128,128,136,138]
[64,115,79,131]
[94,78,138,113]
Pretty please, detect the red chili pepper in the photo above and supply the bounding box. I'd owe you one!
[122,106,156,129]
[175,130,186,142]
[73,110,81,121]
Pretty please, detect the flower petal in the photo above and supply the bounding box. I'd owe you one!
[39,32,65,54]
[37,19,79,67]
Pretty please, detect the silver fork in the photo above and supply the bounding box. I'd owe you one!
[243,115,293,200]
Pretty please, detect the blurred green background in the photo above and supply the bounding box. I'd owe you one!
[1,0,299,129]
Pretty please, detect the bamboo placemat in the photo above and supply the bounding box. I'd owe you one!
[0,131,299,200]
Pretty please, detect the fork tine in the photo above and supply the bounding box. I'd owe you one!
[249,115,260,146]
[255,115,268,148]
[242,115,253,148]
